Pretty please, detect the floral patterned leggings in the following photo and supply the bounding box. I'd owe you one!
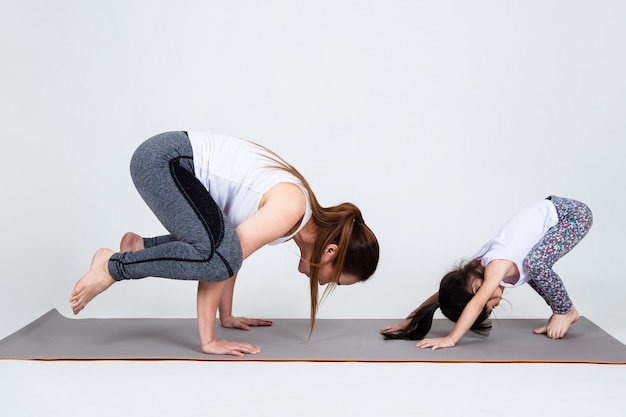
[524,196,593,314]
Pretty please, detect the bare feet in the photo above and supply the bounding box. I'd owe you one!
[69,248,116,315]
[120,232,144,252]
[533,307,580,339]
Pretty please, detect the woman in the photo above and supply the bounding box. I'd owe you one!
[70,130,379,356]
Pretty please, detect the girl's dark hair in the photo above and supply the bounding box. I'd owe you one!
[381,258,492,340]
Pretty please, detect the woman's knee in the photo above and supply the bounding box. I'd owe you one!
[130,132,190,170]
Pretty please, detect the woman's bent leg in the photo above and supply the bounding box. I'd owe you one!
[70,132,243,315]
[108,131,242,282]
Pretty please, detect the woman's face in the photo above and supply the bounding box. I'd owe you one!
[298,244,360,286]
[316,264,360,286]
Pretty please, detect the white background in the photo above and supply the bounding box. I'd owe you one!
[1,1,625,415]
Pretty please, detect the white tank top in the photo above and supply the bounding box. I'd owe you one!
[187,131,312,245]
[476,199,559,288]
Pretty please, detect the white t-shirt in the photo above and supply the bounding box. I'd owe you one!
[476,199,559,288]
[187,131,312,245]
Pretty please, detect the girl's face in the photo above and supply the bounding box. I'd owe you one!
[471,278,504,313]
[485,285,504,313]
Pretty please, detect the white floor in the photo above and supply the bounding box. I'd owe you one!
[2,360,625,416]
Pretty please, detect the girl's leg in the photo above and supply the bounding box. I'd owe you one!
[108,131,242,281]
[524,196,593,314]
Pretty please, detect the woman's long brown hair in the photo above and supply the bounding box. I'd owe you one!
[255,143,380,334]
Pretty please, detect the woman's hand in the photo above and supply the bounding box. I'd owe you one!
[201,338,261,356]
[416,336,456,350]
[220,315,273,331]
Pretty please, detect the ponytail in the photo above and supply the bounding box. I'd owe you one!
[252,142,379,335]
[383,258,492,342]
[381,302,441,340]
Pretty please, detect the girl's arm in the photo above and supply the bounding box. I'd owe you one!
[418,259,514,350]
[381,292,439,333]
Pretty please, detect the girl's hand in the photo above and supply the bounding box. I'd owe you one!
[416,336,456,350]
[381,318,411,334]
[201,338,261,356]
[220,315,273,331]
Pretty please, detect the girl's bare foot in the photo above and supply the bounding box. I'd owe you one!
[69,248,116,314]
[533,307,580,339]
[120,232,144,252]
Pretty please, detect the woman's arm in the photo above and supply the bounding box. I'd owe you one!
[236,182,307,258]
[203,182,306,336]
[196,280,261,356]
[217,273,273,329]
[417,259,515,350]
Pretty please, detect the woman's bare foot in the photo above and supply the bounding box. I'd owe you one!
[69,248,116,314]
[533,307,580,339]
[120,232,144,252]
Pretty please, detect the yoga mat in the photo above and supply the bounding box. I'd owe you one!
[1,309,625,363]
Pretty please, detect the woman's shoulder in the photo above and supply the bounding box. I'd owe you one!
[260,182,307,212]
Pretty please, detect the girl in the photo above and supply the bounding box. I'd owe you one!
[70,130,379,356]
[381,196,592,350]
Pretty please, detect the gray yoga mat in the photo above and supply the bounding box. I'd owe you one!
[1,309,625,363]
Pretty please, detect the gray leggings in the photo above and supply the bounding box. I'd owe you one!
[108,131,243,282]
